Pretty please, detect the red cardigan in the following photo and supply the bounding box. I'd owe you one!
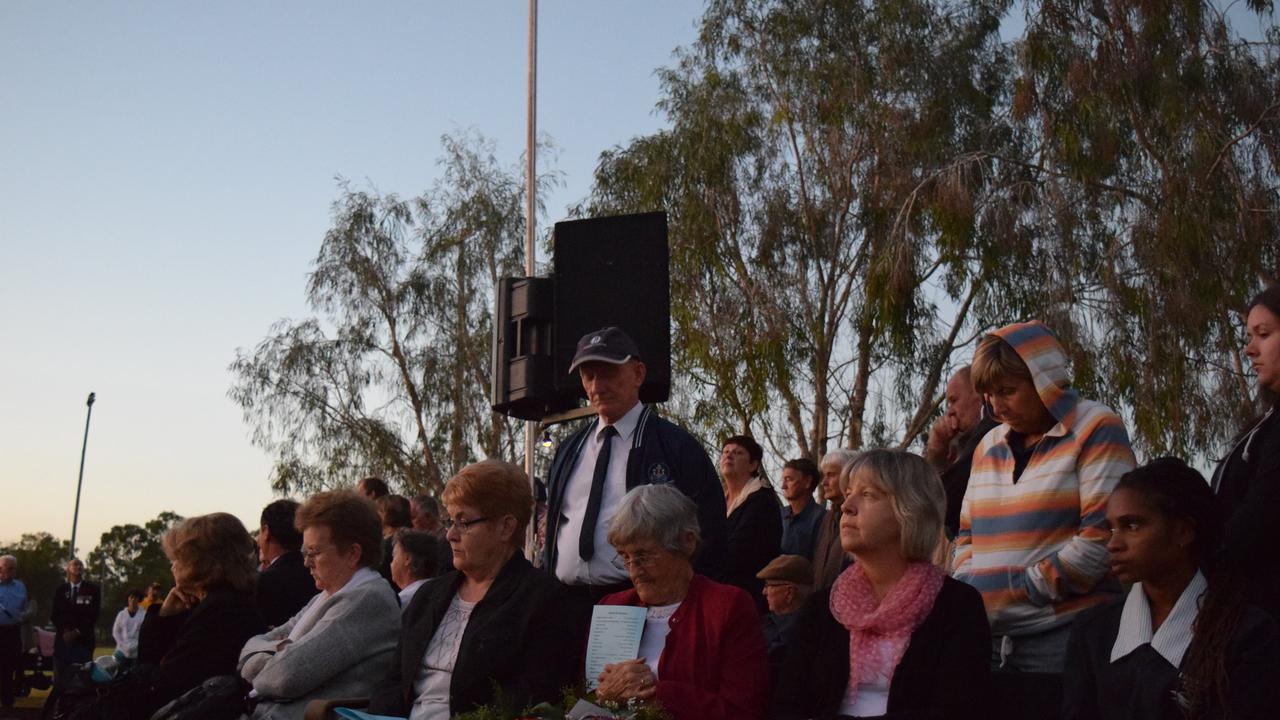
[600,574,769,720]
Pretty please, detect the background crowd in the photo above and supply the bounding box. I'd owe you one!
[0,287,1277,720]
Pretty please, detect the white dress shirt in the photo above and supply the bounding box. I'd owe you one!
[554,401,645,585]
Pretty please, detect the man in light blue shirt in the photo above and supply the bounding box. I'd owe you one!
[0,554,28,710]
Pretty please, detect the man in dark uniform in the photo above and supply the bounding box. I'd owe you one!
[254,499,319,628]
[543,327,726,600]
[925,366,999,538]
[50,558,99,687]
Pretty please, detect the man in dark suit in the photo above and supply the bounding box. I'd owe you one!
[50,558,99,687]
[925,366,999,539]
[254,499,318,628]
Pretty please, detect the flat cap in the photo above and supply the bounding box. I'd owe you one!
[756,554,813,586]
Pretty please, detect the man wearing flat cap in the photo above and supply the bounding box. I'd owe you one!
[757,554,813,678]
[543,326,727,600]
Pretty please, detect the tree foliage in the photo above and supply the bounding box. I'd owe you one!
[581,0,1278,462]
[1003,0,1280,454]
[581,0,1020,458]
[0,532,70,627]
[87,511,183,643]
[230,131,551,495]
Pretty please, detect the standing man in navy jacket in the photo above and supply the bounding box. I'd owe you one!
[543,327,726,600]
[50,558,99,688]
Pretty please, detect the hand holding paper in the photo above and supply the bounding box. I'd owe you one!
[584,605,647,691]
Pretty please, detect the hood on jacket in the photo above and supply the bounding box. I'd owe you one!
[992,320,1079,425]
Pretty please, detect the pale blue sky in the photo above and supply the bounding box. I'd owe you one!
[0,0,702,556]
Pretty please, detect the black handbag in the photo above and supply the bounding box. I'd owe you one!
[148,674,250,720]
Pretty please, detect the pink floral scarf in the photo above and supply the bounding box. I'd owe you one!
[829,561,944,705]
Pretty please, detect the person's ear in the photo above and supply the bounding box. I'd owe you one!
[679,530,697,558]
[498,515,519,544]
[1174,517,1197,550]
[344,543,364,567]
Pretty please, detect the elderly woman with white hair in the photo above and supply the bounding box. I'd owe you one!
[595,484,769,720]
[774,449,992,720]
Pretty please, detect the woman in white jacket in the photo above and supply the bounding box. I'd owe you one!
[238,490,400,720]
[110,590,145,665]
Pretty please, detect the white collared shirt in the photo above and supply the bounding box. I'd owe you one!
[398,578,428,612]
[554,401,645,585]
[1110,570,1206,668]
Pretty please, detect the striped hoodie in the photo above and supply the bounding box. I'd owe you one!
[951,320,1135,637]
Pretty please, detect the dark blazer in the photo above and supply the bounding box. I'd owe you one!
[367,554,586,717]
[724,486,782,613]
[810,508,848,591]
[134,589,265,719]
[773,576,992,720]
[1214,403,1280,619]
[543,405,727,578]
[942,416,999,539]
[255,550,319,628]
[1063,595,1280,720]
[50,580,100,649]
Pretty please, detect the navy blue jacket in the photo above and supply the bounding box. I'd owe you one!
[543,404,727,578]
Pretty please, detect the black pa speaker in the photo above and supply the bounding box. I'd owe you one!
[552,211,670,403]
[491,277,577,420]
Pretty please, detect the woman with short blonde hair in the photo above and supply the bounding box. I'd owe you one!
[124,513,266,719]
[775,449,991,720]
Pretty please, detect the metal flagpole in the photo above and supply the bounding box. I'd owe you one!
[69,392,96,560]
[524,0,539,560]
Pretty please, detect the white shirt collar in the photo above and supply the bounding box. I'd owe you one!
[726,477,766,516]
[595,401,644,443]
[1111,570,1206,667]
[397,578,428,609]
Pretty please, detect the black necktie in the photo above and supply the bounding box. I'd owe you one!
[580,425,618,561]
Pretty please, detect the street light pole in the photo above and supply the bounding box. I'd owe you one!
[69,392,95,560]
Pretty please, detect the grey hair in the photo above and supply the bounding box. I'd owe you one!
[0,555,15,568]
[607,484,702,558]
[820,448,859,469]
[844,448,945,562]
[824,449,862,496]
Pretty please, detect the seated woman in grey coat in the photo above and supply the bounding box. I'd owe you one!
[238,490,400,720]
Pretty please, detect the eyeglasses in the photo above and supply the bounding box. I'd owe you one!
[443,516,492,534]
[301,546,333,563]
[616,551,663,569]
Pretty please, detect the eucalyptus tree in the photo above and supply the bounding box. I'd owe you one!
[584,0,1278,463]
[582,0,1019,459]
[230,132,543,495]
[1002,0,1280,454]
